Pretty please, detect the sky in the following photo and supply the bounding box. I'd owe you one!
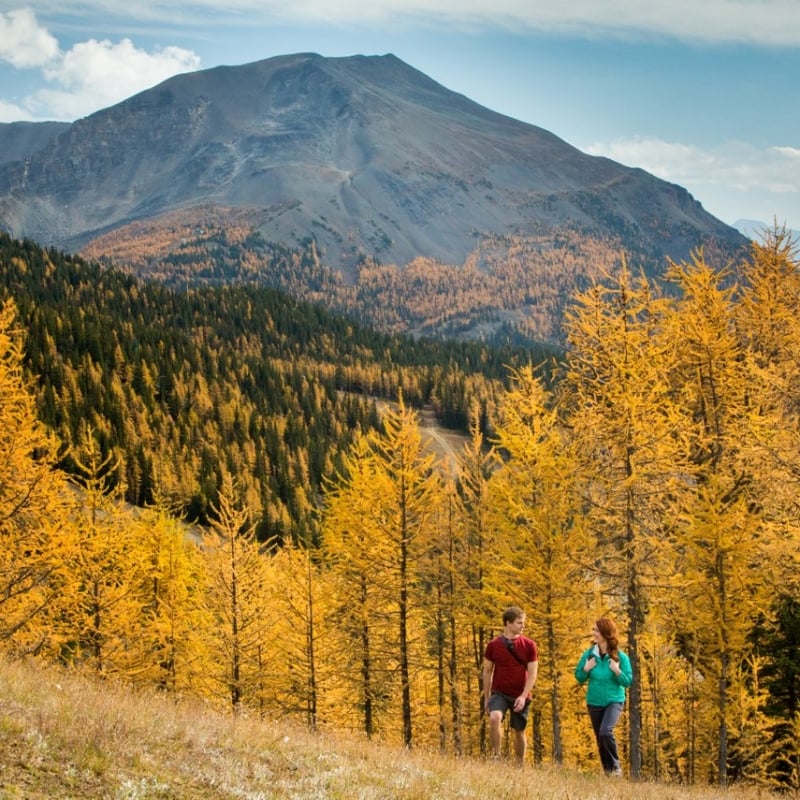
[1,2,799,234]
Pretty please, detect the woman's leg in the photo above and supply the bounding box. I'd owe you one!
[598,702,624,775]
[586,705,606,769]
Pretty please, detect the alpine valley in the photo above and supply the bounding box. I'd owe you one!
[0,52,748,346]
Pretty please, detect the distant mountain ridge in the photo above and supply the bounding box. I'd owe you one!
[0,52,748,343]
[734,218,797,241]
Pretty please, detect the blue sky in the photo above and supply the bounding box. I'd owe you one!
[1,1,799,233]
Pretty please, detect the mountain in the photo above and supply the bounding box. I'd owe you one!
[0,120,69,165]
[0,53,749,343]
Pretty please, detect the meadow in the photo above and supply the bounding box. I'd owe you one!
[0,656,781,800]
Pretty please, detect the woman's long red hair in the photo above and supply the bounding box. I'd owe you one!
[596,617,620,662]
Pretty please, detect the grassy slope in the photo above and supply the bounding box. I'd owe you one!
[0,657,774,799]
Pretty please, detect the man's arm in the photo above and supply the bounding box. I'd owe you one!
[514,660,538,711]
[482,658,495,712]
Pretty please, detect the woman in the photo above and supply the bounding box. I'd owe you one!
[574,617,633,777]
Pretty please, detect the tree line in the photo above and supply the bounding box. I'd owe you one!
[0,232,545,542]
[1,227,799,790]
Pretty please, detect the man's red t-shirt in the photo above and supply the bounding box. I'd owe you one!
[485,635,538,697]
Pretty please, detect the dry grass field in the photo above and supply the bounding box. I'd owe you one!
[0,656,783,800]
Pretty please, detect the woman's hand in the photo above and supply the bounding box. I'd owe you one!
[583,656,597,673]
[609,659,621,676]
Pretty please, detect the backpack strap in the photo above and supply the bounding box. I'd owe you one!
[503,636,527,666]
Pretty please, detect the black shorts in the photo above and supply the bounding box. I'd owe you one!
[488,692,531,731]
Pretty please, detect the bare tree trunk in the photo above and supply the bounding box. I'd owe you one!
[400,528,412,747]
[449,603,463,755]
[626,571,644,779]
[473,624,487,754]
[305,549,317,731]
[545,619,563,763]
[437,598,446,752]
[359,576,374,739]
[718,554,729,786]
[625,490,643,778]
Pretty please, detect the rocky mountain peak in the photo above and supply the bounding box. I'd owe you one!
[0,52,748,343]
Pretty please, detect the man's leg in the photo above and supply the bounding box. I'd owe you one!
[510,700,530,764]
[513,728,527,764]
[488,709,503,757]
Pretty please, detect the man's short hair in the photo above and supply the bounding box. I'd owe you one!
[503,606,525,625]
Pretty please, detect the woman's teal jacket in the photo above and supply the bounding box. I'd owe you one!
[574,646,633,706]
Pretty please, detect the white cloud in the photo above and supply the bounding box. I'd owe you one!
[23,0,800,45]
[31,38,200,119]
[585,136,800,194]
[411,0,800,45]
[584,135,800,228]
[0,8,59,68]
[0,99,33,121]
[0,8,200,120]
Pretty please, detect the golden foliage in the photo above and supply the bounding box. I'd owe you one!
[80,206,632,345]
[4,226,800,789]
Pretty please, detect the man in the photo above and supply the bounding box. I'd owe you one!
[482,606,539,763]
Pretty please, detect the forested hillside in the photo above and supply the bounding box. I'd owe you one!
[0,232,546,540]
[3,228,800,791]
[80,209,648,346]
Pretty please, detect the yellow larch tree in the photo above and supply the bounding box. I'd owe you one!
[663,252,782,786]
[415,477,473,754]
[633,610,705,783]
[0,299,71,656]
[322,433,399,739]
[562,263,690,778]
[734,226,800,785]
[735,226,800,583]
[131,496,214,696]
[202,473,274,713]
[262,537,333,731]
[454,414,501,756]
[487,365,595,767]
[323,396,443,746]
[366,396,443,747]
[57,430,151,677]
